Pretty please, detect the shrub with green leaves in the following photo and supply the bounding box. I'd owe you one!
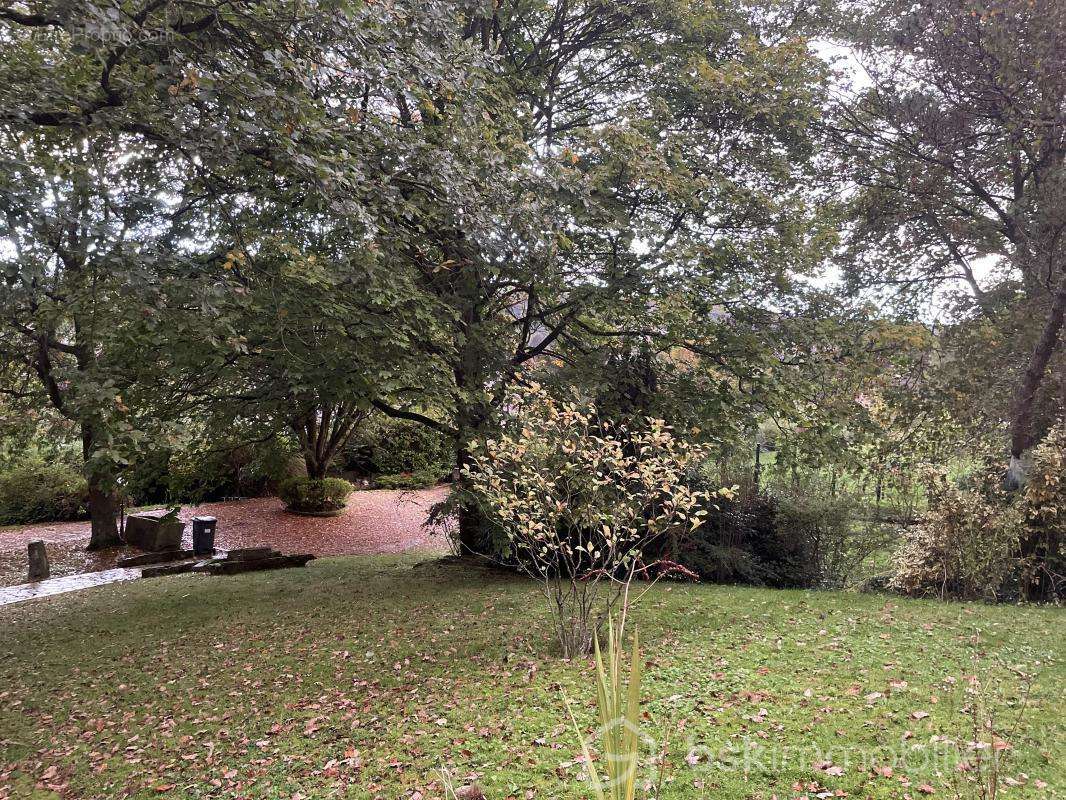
[463,383,711,656]
[0,460,88,525]
[675,487,784,586]
[775,487,888,589]
[678,473,889,590]
[343,416,451,478]
[278,477,353,513]
[890,466,1024,600]
[1021,421,1066,601]
[373,469,444,490]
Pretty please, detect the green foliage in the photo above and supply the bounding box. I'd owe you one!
[463,383,712,655]
[0,0,837,553]
[774,486,890,589]
[122,447,174,506]
[157,506,181,524]
[0,0,477,542]
[277,477,353,513]
[678,471,884,589]
[0,460,87,525]
[834,0,1066,461]
[344,417,452,477]
[1021,422,1066,601]
[890,467,1025,601]
[227,241,451,480]
[372,469,444,490]
[677,487,786,586]
[566,621,644,800]
[167,439,294,504]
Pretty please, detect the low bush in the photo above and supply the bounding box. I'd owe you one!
[675,488,788,586]
[889,429,1066,603]
[0,460,88,525]
[776,488,889,589]
[278,476,353,513]
[890,466,1024,601]
[676,473,880,589]
[373,469,444,490]
[343,416,451,477]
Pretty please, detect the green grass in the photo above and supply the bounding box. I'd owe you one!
[1,556,1062,799]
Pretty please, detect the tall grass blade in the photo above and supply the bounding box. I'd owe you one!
[565,692,606,800]
[569,619,643,799]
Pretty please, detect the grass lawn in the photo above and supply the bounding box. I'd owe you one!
[1,556,1062,800]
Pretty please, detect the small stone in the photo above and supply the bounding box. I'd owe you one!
[27,540,49,581]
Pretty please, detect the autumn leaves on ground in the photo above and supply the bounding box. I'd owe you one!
[1,556,1061,800]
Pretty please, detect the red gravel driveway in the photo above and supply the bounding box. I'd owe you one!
[0,486,451,587]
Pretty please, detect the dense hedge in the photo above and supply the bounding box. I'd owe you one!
[675,490,818,588]
[673,474,867,589]
[0,461,88,525]
[372,469,445,490]
[343,417,451,477]
[278,477,353,513]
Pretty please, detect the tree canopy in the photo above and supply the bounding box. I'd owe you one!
[1,0,1063,555]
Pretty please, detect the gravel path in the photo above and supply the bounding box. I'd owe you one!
[0,486,451,588]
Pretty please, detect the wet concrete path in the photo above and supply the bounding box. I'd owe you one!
[0,567,141,607]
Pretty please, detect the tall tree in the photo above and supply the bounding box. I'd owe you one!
[0,0,478,545]
[833,0,1066,482]
[371,0,835,553]
[202,239,451,481]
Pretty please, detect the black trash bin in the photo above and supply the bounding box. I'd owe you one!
[192,516,217,555]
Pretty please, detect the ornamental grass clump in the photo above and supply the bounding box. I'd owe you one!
[462,383,712,656]
[566,620,645,800]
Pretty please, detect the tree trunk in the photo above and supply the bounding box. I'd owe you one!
[304,453,328,480]
[453,404,492,556]
[452,366,494,556]
[292,401,366,483]
[450,256,496,556]
[86,474,121,550]
[82,426,121,550]
[1005,276,1066,488]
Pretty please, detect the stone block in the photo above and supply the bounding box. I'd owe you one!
[141,561,198,578]
[124,515,185,552]
[117,549,195,567]
[225,546,275,561]
[27,540,49,581]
